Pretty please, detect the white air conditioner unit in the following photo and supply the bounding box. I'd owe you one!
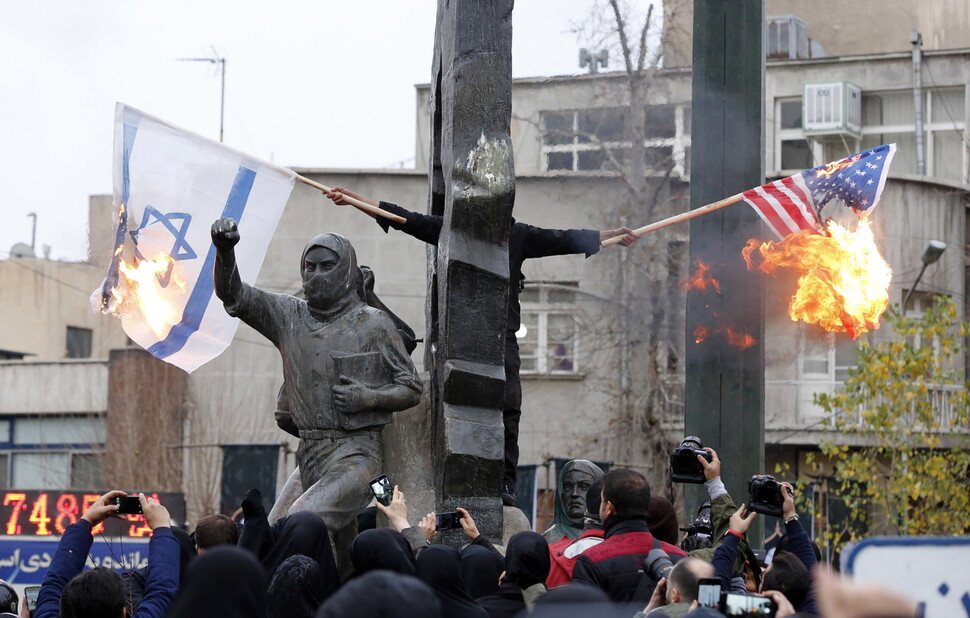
[767,15,809,60]
[803,82,862,138]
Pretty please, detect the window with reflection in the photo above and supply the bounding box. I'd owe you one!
[518,283,581,375]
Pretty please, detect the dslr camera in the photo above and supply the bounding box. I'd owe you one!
[644,547,674,581]
[670,436,713,484]
[680,501,713,536]
[746,474,792,518]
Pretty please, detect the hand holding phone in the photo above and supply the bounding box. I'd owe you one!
[721,592,777,617]
[435,511,463,531]
[23,585,40,618]
[697,577,722,609]
[369,475,393,507]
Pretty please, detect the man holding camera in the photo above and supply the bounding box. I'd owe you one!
[571,469,687,603]
[35,490,178,618]
[713,481,820,615]
[637,556,717,618]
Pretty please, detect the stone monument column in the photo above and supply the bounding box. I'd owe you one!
[426,0,515,541]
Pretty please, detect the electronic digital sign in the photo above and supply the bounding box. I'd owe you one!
[0,491,185,538]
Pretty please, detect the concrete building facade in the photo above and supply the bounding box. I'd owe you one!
[1,28,967,535]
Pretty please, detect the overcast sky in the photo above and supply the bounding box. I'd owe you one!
[0,0,609,261]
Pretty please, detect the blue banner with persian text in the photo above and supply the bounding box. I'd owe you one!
[0,536,150,585]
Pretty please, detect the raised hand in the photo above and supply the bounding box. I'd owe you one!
[211,217,240,251]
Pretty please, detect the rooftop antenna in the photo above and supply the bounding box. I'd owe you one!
[177,49,226,142]
[27,212,36,251]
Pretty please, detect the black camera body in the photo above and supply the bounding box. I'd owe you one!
[680,501,713,536]
[113,496,142,515]
[670,436,712,484]
[747,474,791,517]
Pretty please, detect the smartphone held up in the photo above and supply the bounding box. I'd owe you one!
[435,511,463,531]
[369,475,393,506]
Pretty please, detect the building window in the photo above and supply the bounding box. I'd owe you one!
[13,416,106,446]
[775,88,966,183]
[66,326,92,359]
[540,105,691,178]
[835,89,962,178]
[902,291,942,355]
[0,415,105,489]
[12,452,71,488]
[777,98,814,170]
[71,454,104,489]
[517,283,581,376]
[799,328,857,383]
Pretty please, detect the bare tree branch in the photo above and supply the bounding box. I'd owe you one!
[636,4,654,74]
[609,0,635,75]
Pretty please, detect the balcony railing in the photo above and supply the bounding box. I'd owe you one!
[842,383,967,432]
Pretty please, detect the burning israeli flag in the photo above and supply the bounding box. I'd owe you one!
[92,103,295,372]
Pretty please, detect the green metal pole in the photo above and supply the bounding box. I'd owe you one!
[685,0,766,542]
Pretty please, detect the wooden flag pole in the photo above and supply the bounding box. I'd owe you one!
[296,175,407,224]
[601,192,745,247]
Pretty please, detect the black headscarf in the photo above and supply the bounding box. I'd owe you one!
[350,528,416,576]
[164,546,267,617]
[415,545,488,618]
[259,511,339,599]
[267,555,324,618]
[315,570,442,618]
[459,543,502,599]
[504,531,550,589]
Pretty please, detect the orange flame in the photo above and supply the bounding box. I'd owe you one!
[103,254,187,338]
[693,325,757,349]
[694,326,709,343]
[814,153,861,179]
[742,220,891,339]
[685,260,721,293]
[725,328,757,350]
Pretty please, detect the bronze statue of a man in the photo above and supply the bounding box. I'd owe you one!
[543,459,605,543]
[211,218,422,549]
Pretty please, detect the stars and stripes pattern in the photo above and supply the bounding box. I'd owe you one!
[742,144,896,240]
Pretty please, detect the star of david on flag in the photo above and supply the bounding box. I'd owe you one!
[741,144,896,240]
[93,103,296,373]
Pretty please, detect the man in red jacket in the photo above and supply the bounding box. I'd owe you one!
[571,468,687,603]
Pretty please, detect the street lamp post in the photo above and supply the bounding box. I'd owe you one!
[177,54,226,142]
[901,240,946,315]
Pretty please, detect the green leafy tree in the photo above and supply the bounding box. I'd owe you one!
[810,296,970,549]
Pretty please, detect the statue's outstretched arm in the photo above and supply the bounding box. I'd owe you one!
[211,217,243,306]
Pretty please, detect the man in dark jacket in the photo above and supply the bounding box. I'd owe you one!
[326,187,638,506]
[36,491,178,618]
[571,469,687,603]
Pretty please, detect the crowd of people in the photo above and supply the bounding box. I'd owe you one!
[10,446,920,618]
[8,193,918,617]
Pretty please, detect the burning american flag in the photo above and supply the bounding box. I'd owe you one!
[742,145,897,338]
[741,144,896,239]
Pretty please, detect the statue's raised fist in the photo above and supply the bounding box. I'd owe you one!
[211,218,240,250]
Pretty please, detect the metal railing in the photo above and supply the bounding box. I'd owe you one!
[842,383,967,431]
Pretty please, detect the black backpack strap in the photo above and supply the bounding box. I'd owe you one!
[632,537,665,603]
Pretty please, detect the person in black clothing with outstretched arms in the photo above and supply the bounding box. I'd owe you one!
[327,187,639,506]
